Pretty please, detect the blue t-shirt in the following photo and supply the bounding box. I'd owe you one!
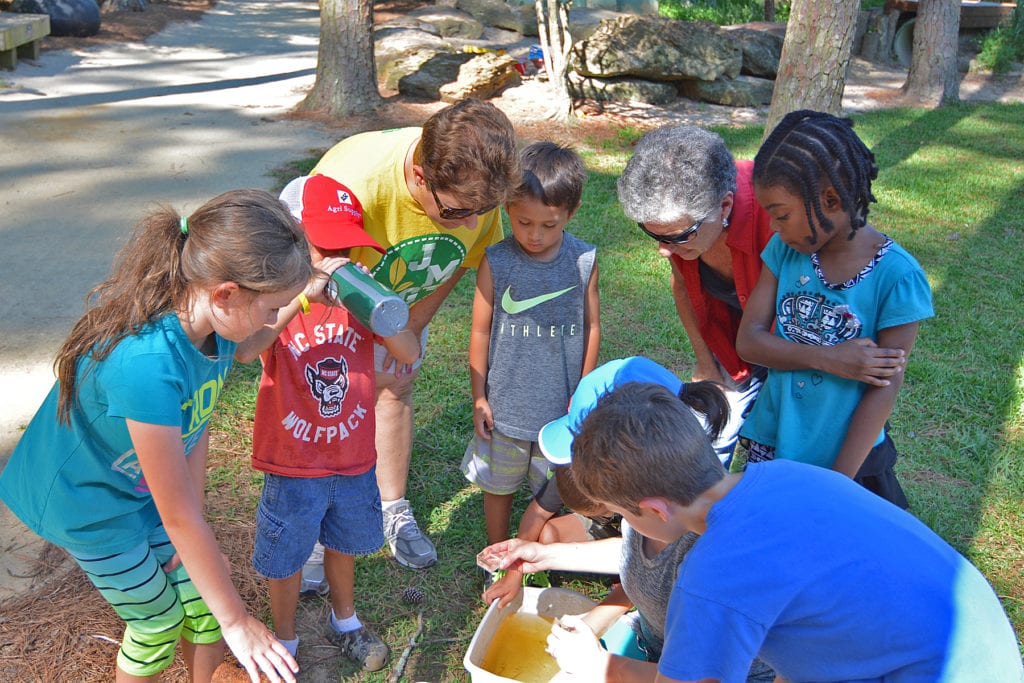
[739,234,934,467]
[0,314,235,555]
[659,461,1023,682]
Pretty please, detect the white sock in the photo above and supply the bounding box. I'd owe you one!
[331,610,363,633]
[276,635,299,657]
[381,497,407,512]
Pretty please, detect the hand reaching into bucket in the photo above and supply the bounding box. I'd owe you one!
[547,615,610,681]
[478,536,624,576]
[477,538,551,574]
[482,567,525,608]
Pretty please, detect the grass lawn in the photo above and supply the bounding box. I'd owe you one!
[208,102,1024,681]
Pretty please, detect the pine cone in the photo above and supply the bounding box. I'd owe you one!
[401,586,425,605]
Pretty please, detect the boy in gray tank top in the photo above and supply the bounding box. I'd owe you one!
[461,141,601,550]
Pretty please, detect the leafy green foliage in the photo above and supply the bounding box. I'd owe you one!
[658,0,790,24]
[975,20,1024,74]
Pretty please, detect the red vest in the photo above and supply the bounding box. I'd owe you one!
[671,160,773,383]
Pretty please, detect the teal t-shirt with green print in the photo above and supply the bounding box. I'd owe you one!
[0,313,235,554]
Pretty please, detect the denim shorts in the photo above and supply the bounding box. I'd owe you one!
[253,468,384,579]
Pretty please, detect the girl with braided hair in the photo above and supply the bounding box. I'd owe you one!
[736,110,933,507]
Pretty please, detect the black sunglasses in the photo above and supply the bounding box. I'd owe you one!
[637,215,708,245]
[429,183,494,221]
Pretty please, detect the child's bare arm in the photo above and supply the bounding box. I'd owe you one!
[380,328,421,366]
[582,583,633,637]
[831,321,919,478]
[234,295,306,364]
[235,256,349,363]
[582,262,601,376]
[482,499,556,607]
[127,420,298,682]
[737,267,792,364]
[738,268,906,385]
[516,498,556,541]
[470,258,495,439]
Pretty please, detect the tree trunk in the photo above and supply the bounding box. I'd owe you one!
[765,1,775,23]
[300,0,382,117]
[763,0,859,139]
[535,0,574,120]
[902,0,960,105]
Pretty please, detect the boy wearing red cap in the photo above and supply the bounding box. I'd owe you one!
[235,176,420,671]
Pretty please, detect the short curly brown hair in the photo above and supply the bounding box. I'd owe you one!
[415,98,520,210]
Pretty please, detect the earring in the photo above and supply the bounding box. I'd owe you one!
[722,216,730,229]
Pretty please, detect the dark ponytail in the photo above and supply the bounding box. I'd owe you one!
[677,381,730,443]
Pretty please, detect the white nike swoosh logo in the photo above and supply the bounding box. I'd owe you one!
[501,285,576,314]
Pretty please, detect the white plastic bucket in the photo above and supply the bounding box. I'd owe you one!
[463,586,597,682]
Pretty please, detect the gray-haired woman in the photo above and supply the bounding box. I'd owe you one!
[617,126,772,462]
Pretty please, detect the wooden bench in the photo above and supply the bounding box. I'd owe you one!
[0,13,51,71]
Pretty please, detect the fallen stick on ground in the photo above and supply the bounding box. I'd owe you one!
[390,609,424,683]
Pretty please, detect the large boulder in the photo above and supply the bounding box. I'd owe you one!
[568,72,678,105]
[407,6,485,40]
[566,7,625,42]
[379,47,446,91]
[678,74,775,107]
[455,0,524,34]
[723,25,783,78]
[571,16,742,82]
[855,8,898,64]
[398,51,476,99]
[439,51,522,102]
[512,4,537,37]
[374,27,454,80]
[10,0,100,37]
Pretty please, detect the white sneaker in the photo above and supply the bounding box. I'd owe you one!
[382,502,437,569]
[300,542,330,596]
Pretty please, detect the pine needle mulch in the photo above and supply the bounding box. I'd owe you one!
[0,519,265,681]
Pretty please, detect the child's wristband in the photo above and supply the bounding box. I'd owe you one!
[297,293,311,314]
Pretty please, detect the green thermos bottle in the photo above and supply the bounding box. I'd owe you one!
[326,263,409,337]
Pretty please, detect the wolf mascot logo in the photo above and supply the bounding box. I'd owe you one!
[305,356,350,418]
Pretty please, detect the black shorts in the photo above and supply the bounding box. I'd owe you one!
[854,431,909,510]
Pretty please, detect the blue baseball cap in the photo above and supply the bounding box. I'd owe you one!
[537,356,683,465]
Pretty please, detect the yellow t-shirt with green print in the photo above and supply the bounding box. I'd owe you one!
[312,127,503,306]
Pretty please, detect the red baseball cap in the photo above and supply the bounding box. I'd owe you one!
[279,175,385,253]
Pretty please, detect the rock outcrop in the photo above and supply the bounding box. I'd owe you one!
[374,4,785,108]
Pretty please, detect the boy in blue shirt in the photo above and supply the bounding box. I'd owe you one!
[500,380,1023,682]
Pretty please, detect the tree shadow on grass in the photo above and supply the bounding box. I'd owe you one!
[856,104,1024,642]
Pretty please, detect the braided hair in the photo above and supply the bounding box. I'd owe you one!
[754,110,878,242]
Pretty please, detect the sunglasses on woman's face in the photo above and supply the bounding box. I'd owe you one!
[637,213,710,244]
[429,183,494,221]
